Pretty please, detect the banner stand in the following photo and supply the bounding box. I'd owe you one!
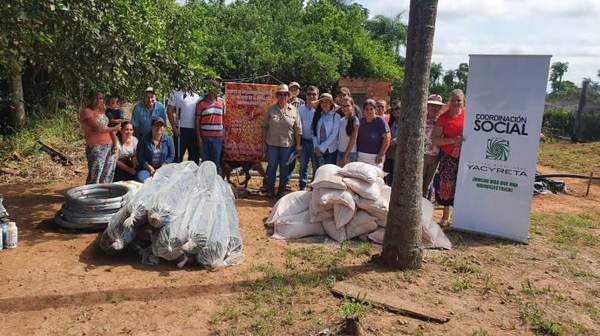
[452,54,551,243]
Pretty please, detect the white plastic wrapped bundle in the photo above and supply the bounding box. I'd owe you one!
[99,206,136,254]
[146,163,200,229]
[128,162,197,226]
[195,161,243,268]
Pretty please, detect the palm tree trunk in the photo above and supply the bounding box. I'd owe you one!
[380,0,438,269]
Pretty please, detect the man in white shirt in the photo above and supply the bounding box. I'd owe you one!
[297,85,319,190]
[167,90,202,162]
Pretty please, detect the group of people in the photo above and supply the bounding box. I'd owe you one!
[79,80,465,225]
[260,83,466,225]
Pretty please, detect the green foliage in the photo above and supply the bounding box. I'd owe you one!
[0,107,81,157]
[339,296,369,320]
[1,0,404,129]
[543,108,573,137]
[519,301,564,336]
[549,61,569,93]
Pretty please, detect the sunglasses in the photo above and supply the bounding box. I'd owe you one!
[276,93,289,97]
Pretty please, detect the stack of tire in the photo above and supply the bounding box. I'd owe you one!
[55,184,131,231]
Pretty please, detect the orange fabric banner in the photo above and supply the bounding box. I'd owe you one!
[223,83,277,161]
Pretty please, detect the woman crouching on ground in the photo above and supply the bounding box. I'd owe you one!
[136,117,175,182]
[79,91,121,184]
[356,99,391,169]
[113,121,139,182]
[431,89,465,226]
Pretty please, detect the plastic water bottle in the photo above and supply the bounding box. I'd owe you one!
[6,222,17,249]
[0,225,3,249]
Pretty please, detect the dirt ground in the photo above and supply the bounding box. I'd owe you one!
[0,165,599,335]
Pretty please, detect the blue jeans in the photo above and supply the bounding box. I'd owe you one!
[201,136,224,173]
[316,150,337,169]
[384,158,394,186]
[174,127,199,163]
[266,145,294,194]
[337,152,358,166]
[299,138,317,190]
[136,169,152,183]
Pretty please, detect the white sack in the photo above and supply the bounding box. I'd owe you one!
[422,219,452,250]
[339,161,384,183]
[266,191,312,225]
[333,204,355,228]
[346,211,378,239]
[355,185,390,219]
[272,210,325,240]
[317,188,355,209]
[322,220,348,243]
[368,228,385,244]
[343,177,384,201]
[311,164,346,190]
[309,190,332,223]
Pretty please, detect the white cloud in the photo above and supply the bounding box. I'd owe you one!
[356,0,600,84]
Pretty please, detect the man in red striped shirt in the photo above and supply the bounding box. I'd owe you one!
[196,82,225,172]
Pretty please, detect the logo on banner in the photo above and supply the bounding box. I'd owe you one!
[485,137,510,161]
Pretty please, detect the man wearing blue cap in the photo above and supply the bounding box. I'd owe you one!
[131,87,167,137]
[135,116,175,182]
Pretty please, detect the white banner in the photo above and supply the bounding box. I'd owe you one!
[452,55,551,243]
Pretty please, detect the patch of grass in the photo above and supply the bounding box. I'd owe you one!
[518,301,564,336]
[433,255,480,274]
[212,246,365,334]
[353,242,373,257]
[0,108,82,157]
[521,279,565,302]
[451,277,472,293]
[481,274,497,294]
[583,302,600,322]
[569,268,599,279]
[339,296,369,320]
[470,329,490,336]
[531,212,600,252]
[538,142,600,174]
[402,270,419,284]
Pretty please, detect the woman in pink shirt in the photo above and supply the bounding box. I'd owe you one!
[79,91,121,184]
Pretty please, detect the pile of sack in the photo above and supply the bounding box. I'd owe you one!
[99,161,243,269]
[267,163,451,249]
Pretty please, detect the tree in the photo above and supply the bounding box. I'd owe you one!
[442,69,455,87]
[455,62,468,91]
[365,14,407,56]
[549,61,569,92]
[381,0,438,269]
[429,62,442,85]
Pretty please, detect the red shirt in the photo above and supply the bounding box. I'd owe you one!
[196,98,225,137]
[435,110,464,157]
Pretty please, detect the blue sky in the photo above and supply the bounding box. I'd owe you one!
[356,0,600,84]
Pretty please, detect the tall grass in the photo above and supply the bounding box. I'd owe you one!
[0,107,83,158]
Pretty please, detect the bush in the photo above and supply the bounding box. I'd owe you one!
[0,107,82,158]
[580,112,600,141]
[543,108,573,137]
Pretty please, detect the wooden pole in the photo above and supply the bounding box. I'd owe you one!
[586,172,594,197]
[573,80,589,142]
